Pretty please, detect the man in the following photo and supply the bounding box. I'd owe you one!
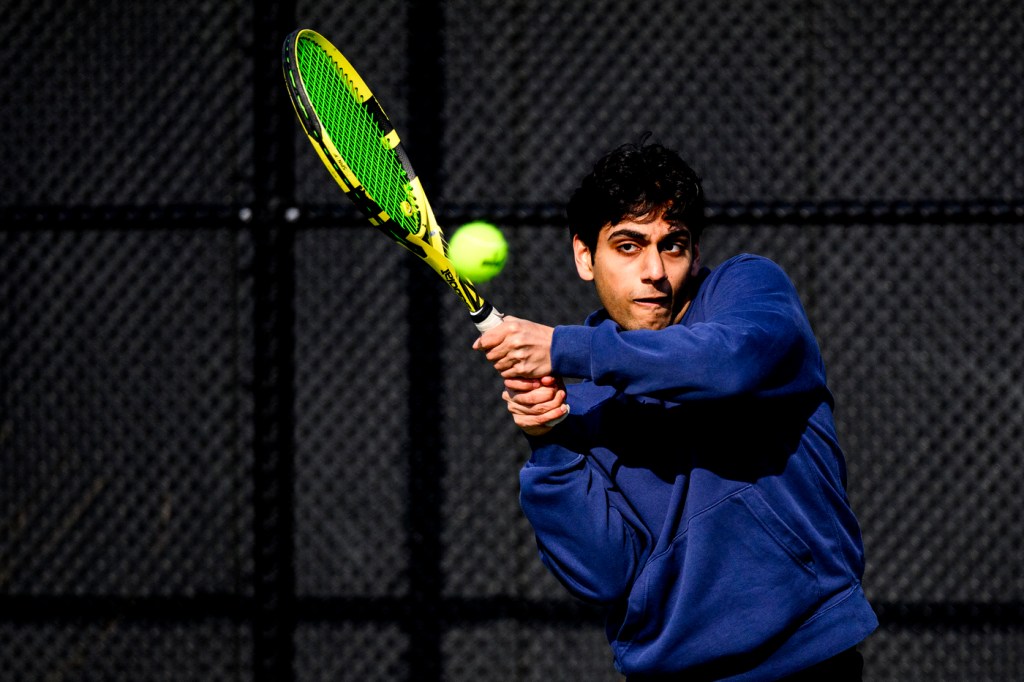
[473,141,877,680]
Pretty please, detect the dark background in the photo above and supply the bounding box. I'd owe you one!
[2,1,1022,680]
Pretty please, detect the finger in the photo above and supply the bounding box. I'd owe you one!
[486,345,519,368]
[503,387,555,408]
[492,354,517,372]
[505,388,559,407]
[511,401,568,426]
[534,403,569,427]
[474,324,510,351]
[544,403,570,426]
[504,377,543,392]
[506,386,544,403]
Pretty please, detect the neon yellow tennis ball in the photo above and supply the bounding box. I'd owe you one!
[448,221,508,283]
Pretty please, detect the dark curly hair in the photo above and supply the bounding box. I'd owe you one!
[566,139,706,255]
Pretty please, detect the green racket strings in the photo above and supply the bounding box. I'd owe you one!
[296,37,418,234]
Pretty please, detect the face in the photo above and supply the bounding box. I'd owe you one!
[573,212,701,330]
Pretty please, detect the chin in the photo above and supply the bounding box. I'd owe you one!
[622,317,670,331]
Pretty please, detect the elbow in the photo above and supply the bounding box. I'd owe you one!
[537,524,640,604]
[581,574,633,604]
[718,331,808,397]
[542,552,633,605]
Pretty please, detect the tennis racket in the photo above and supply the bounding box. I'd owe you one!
[281,28,503,332]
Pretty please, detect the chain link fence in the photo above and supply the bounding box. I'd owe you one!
[2,1,1023,680]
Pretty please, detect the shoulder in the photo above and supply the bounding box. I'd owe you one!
[686,254,803,323]
[702,253,795,293]
[713,253,787,277]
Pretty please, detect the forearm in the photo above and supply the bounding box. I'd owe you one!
[554,314,809,400]
[551,257,824,401]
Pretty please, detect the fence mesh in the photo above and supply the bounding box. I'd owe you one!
[2,0,1022,680]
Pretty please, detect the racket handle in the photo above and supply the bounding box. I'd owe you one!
[473,303,567,427]
[472,303,505,333]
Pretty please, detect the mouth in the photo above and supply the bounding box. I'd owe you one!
[633,295,671,309]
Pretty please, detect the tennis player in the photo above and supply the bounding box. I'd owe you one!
[474,140,877,680]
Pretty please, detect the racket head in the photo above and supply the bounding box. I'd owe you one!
[282,29,496,323]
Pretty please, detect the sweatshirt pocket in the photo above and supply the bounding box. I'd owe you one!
[614,485,821,673]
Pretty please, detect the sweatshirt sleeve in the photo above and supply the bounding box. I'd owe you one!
[518,434,648,604]
[551,255,825,402]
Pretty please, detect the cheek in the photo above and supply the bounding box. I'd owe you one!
[592,274,615,303]
[671,260,696,285]
[592,273,630,311]
[684,251,702,278]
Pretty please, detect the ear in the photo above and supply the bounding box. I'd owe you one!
[572,234,595,281]
[691,242,702,274]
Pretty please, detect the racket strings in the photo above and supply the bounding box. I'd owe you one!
[296,38,419,233]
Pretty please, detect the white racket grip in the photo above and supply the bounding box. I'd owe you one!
[473,305,505,333]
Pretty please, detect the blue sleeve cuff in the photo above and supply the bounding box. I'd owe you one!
[524,440,584,468]
[551,325,597,379]
[523,410,588,466]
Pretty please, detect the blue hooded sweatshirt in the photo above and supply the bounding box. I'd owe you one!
[519,254,877,679]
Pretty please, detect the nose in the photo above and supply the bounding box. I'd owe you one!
[641,248,667,281]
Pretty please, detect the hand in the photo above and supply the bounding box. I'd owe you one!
[472,315,555,379]
[503,376,569,436]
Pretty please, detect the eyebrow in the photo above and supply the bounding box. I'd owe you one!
[606,227,649,241]
[605,226,692,242]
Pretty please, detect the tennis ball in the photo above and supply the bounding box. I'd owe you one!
[448,221,508,283]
